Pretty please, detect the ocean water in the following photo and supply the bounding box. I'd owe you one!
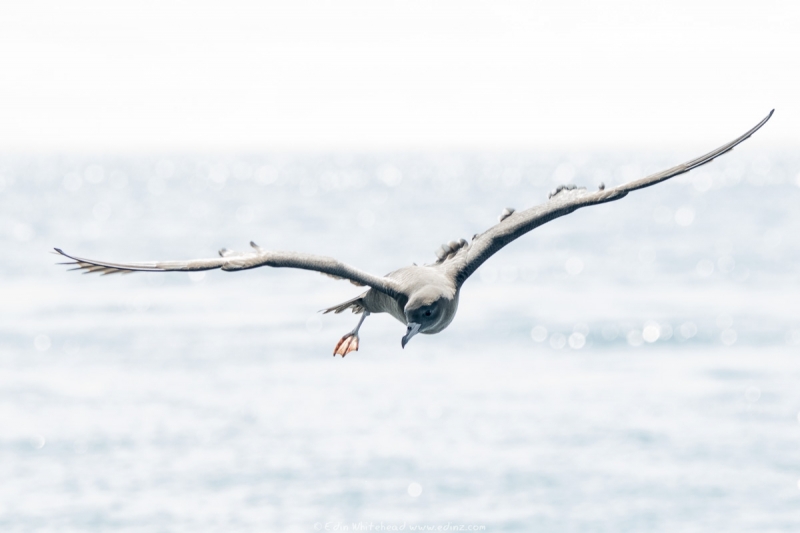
[1,149,799,532]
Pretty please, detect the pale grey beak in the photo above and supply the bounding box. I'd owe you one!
[401,322,421,348]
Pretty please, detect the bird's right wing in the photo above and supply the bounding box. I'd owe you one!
[54,243,403,299]
[445,110,774,287]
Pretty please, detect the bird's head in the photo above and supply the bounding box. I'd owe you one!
[401,286,458,348]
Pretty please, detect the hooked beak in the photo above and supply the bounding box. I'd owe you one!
[401,322,421,349]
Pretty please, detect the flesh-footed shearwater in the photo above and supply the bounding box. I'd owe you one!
[54,111,773,356]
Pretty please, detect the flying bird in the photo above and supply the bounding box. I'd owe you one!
[55,111,773,356]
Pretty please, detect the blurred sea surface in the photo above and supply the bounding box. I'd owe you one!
[1,148,799,531]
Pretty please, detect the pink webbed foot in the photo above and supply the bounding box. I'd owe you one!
[333,333,359,357]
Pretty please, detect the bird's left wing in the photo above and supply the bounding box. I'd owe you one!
[54,243,403,299]
[448,110,773,287]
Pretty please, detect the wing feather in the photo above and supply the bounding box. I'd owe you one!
[450,110,774,286]
[54,247,401,298]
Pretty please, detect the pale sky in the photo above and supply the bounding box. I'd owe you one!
[0,0,797,150]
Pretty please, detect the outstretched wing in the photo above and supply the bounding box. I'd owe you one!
[448,110,774,287]
[54,242,403,299]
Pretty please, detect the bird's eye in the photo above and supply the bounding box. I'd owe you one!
[424,310,432,317]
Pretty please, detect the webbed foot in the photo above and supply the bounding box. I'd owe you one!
[333,333,359,357]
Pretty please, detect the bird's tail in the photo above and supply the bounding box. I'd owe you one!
[321,292,368,314]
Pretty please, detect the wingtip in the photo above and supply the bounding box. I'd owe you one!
[53,247,70,260]
[753,109,774,130]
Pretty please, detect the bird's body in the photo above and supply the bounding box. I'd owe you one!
[330,265,458,327]
[54,111,774,355]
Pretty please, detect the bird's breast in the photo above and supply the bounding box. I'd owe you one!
[362,289,407,324]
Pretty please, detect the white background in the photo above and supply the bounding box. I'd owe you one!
[0,0,797,150]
